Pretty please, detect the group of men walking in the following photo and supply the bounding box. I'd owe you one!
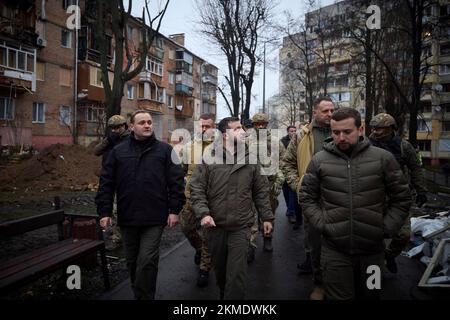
[94,97,426,300]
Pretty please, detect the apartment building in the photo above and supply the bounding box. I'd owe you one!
[0,0,218,150]
[0,0,76,150]
[278,0,450,162]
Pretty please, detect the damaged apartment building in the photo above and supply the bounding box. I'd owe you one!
[0,0,218,150]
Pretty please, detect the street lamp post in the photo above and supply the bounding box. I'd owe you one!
[262,42,266,114]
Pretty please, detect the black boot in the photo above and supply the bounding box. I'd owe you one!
[297,253,312,275]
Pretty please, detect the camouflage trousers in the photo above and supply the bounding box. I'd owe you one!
[180,202,212,272]
[385,214,411,258]
[249,192,278,248]
[111,200,122,245]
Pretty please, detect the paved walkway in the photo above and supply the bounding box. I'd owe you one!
[100,195,430,300]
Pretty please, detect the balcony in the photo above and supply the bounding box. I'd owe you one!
[0,14,37,47]
[138,100,163,114]
[176,84,193,96]
[176,61,193,74]
[202,92,216,104]
[0,42,36,92]
[202,74,218,85]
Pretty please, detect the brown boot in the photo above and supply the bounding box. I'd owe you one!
[310,286,325,300]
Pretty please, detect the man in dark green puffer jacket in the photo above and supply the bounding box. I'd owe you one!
[299,108,412,300]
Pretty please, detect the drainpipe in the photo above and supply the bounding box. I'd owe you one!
[73,0,79,144]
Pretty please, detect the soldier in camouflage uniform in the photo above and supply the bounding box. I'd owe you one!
[94,115,130,249]
[179,114,215,287]
[369,113,427,273]
[247,113,284,258]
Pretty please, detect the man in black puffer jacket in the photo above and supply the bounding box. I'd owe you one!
[300,108,411,300]
[96,110,185,300]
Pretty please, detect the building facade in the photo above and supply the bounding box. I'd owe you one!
[278,0,450,163]
[0,0,217,150]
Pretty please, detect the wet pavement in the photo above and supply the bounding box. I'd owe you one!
[100,195,435,300]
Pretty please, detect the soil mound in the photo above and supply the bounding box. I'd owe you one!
[0,144,102,192]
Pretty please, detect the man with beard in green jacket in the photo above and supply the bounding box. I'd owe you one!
[190,117,274,299]
[300,108,411,300]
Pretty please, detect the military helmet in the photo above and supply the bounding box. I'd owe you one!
[370,113,397,128]
[108,115,127,127]
[252,113,269,123]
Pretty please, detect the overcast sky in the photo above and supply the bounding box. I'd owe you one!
[132,0,334,120]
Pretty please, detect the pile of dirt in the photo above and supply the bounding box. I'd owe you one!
[0,144,102,192]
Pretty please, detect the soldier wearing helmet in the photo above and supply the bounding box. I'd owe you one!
[94,114,130,250]
[369,112,427,274]
[94,114,130,163]
[246,113,283,259]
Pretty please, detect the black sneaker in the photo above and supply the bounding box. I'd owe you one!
[386,256,398,274]
[197,270,209,287]
[194,250,201,265]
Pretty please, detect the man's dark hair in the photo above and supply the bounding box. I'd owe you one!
[287,125,296,131]
[331,107,362,128]
[313,96,333,110]
[218,117,240,133]
[130,110,152,123]
[199,113,215,121]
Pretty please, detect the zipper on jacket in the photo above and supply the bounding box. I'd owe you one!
[348,160,353,255]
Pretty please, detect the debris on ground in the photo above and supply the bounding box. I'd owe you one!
[403,205,450,288]
[0,144,101,192]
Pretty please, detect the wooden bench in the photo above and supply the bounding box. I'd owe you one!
[0,210,110,294]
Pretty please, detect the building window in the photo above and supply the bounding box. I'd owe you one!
[86,107,104,123]
[138,83,146,99]
[127,25,133,40]
[61,29,72,48]
[0,97,14,120]
[146,57,163,76]
[167,94,173,108]
[127,84,135,100]
[0,44,35,73]
[32,102,45,123]
[169,50,175,60]
[59,67,71,86]
[417,140,431,152]
[443,121,450,132]
[443,103,450,113]
[440,64,450,75]
[59,105,71,126]
[168,119,174,131]
[36,62,45,81]
[89,66,112,88]
[417,119,431,132]
[168,72,174,85]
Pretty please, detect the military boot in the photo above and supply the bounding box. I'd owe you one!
[263,237,273,252]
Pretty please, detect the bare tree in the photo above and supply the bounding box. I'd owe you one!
[196,0,275,120]
[342,0,440,143]
[90,0,170,120]
[278,81,304,127]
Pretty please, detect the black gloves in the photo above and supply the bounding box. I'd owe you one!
[416,193,427,208]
